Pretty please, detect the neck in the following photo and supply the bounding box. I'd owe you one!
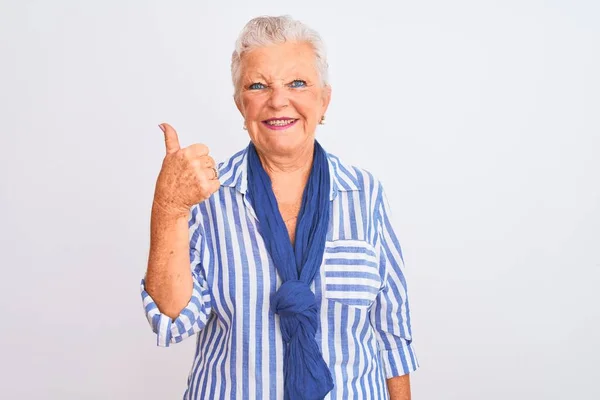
[256,142,315,188]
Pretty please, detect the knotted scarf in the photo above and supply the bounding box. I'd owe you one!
[246,140,334,400]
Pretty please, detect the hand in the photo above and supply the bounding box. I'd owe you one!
[152,123,220,217]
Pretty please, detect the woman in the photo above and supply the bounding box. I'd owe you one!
[142,15,418,400]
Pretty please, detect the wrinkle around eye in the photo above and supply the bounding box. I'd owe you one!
[248,82,267,90]
[289,80,307,88]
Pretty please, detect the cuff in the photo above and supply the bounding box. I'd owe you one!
[380,340,419,378]
[140,278,209,347]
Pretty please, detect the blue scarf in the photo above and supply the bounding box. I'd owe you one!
[246,141,334,400]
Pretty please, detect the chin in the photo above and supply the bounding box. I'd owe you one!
[255,129,313,156]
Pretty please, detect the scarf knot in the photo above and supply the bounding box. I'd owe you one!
[271,280,319,343]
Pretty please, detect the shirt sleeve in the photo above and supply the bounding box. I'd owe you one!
[370,186,419,378]
[140,205,213,347]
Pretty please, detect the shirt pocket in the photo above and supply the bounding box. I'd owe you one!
[322,239,382,308]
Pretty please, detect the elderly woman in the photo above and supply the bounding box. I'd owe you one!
[141,15,418,400]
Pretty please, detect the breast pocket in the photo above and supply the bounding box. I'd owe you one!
[322,240,382,308]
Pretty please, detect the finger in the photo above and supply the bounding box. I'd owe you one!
[197,173,221,199]
[198,155,215,168]
[189,156,214,172]
[160,123,181,154]
[185,143,210,159]
[197,165,219,180]
[208,177,221,193]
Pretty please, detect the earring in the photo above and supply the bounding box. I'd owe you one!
[319,115,326,125]
[243,122,247,130]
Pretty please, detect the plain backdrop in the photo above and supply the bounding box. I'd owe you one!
[1,0,599,399]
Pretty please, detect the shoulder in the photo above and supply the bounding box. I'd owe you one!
[215,147,248,183]
[326,151,385,197]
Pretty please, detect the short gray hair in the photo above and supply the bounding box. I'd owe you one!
[231,15,329,97]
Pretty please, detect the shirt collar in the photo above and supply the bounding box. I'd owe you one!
[217,145,361,201]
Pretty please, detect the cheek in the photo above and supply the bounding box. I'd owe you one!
[241,95,264,118]
[297,95,322,120]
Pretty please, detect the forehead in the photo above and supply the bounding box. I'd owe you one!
[240,41,318,79]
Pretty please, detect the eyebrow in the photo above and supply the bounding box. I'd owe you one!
[244,74,311,84]
[243,67,310,81]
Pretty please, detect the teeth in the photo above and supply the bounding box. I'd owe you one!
[267,119,295,126]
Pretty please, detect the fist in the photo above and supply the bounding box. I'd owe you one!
[153,123,220,217]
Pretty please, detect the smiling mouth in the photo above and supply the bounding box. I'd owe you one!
[265,118,297,126]
[262,118,299,130]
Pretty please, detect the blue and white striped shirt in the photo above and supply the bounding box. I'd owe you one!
[141,145,418,399]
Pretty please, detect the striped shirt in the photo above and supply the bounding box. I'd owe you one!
[140,145,419,399]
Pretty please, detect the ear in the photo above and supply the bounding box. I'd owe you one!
[321,85,332,116]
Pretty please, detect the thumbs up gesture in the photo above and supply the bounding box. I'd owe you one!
[152,123,221,218]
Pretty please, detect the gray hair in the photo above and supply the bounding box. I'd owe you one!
[231,15,329,98]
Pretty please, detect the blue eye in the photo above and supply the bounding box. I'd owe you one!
[290,80,307,88]
[249,82,266,90]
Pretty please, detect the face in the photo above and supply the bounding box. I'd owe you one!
[235,41,331,158]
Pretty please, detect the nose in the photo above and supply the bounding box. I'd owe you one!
[267,86,289,110]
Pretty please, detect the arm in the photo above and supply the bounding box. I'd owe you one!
[370,186,419,397]
[141,204,213,347]
[140,123,219,346]
[386,375,411,400]
[145,202,193,319]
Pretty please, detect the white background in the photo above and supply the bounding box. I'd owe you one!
[1,0,599,399]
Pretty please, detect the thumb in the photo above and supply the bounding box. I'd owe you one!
[159,123,181,154]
